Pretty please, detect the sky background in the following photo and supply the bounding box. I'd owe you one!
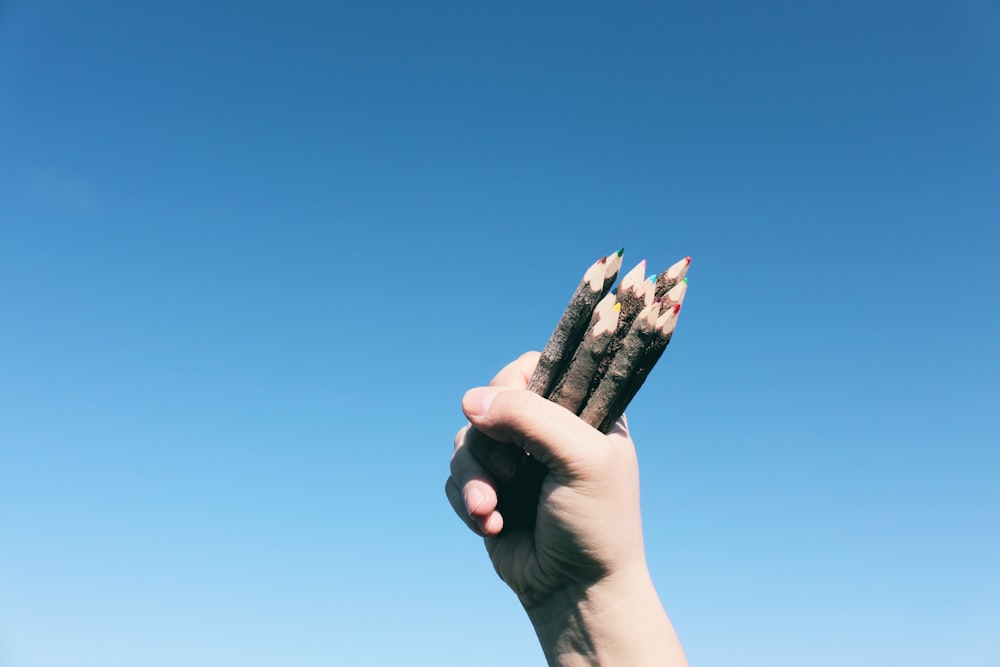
[1,2,998,666]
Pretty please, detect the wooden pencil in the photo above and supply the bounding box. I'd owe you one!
[601,247,625,295]
[578,301,660,429]
[614,260,654,324]
[583,261,656,403]
[599,298,684,433]
[658,276,688,312]
[528,249,624,397]
[548,295,621,415]
[495,250,690,532]
[654,256,691,300]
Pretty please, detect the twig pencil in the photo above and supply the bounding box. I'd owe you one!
[578,301,660,429]
[599,298,684,433]
[658,277,688,312]
[602,249,625,293]
[584,261,655,402]
[548,294,621,415]
[495,249,689,532]
[654,256,691,300]
[528,249,624,397]
[614,260,652,324]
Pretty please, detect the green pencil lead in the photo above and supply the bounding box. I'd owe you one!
[683,277,688,284]
[616,247,624,257]
[648,273,657,282]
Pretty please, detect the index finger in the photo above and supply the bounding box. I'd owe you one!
[489,351,541,389]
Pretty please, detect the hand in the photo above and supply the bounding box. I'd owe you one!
[447,351,646,605]
[446,352,688,666]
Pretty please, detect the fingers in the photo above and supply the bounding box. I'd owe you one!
[448,427,506,537]
[461,385,611,477]
[454,424,522,483]
[449,350,622,536]
[445,476,481,534]
[463,427,524,483]
[489,351,541,389]
[445,476,503,536]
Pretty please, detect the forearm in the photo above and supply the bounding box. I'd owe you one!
[524,565,689,667]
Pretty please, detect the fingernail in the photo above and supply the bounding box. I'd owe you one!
[464,387,496,419]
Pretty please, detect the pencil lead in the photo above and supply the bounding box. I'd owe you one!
[685,256,691,265]
[616,247,624,257]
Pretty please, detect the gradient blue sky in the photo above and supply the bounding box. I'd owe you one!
[1,2,998,666]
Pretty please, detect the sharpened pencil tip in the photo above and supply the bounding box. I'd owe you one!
[682,277,688,284]
[616,248,624,257]
[674,303,681,313]
[685,256,691,264]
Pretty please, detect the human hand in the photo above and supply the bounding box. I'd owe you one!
[446,352,688,665]
[447,351,647,605]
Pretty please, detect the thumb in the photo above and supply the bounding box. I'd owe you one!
[462,386,612,474]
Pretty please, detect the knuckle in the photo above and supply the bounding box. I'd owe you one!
[449,447,468,478]
[453,424,470,451]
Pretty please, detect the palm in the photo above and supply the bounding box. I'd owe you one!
[485,475,606,604]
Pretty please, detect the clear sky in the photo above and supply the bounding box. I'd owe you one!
[1,2,998,666]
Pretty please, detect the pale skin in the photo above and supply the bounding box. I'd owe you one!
[446,351,689,667]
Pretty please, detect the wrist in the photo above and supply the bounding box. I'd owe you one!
[523,564,688,667]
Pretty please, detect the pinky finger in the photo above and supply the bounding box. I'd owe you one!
[444,477,504,537]
[445,477,484,536]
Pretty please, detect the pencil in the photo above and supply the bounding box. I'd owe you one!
[528,249,624,397]
[584,261,656,403]
[601,247,625,294]
[548,294,621,415]
[496,250,689,532]
[578,301,660,429]
[614,260,654,324]
[654,256,691,300]
[658,276,688,313]
[599,297,684,433]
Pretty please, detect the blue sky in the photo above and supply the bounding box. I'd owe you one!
[1,2,998,665]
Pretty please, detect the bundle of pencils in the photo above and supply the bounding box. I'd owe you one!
[529,249,690,433]
[492,249,690,530]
